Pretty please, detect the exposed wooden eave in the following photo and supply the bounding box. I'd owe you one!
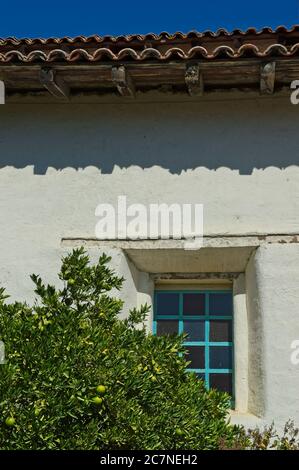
[0,57,298,98]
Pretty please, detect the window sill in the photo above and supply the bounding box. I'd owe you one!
[228,410,262,428]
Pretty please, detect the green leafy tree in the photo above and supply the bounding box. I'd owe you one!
[0,248,237,450]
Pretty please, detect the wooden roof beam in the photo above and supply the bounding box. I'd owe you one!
[111,66,135,97]
[185,64,203,96]
[260,62,276,94]
[39,68,70,99]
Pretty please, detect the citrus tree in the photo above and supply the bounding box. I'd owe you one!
[0,248,237,450]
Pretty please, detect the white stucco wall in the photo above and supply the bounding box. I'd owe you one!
[246,244,299,428]
[0,93,299,428]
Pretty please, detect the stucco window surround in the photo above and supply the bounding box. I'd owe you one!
[118,239,259,418]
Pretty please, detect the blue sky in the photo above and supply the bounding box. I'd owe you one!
[0,0,298,38]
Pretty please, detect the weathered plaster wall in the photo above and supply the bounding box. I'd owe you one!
[0,96,299,299]
[0,94,299,426]
[245,249,265,418]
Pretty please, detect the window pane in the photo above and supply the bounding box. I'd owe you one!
[156,293,179,316]
[184,320,205,341]
[210,346,232,369]
[185,346,205,369]
[183,293,205,316]
[156,320,178,336]
[210,320,232,342]
[210,373,232,395]
[209,293,232,316]
[196,373,206,383]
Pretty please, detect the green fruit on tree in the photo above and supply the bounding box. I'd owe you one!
[68,279,75,286]
[175,428,184,436]
[5,417,15,427]
[92,396,103,405]
[96,385,106,395]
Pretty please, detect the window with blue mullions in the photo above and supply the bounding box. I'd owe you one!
[154,290,233,398]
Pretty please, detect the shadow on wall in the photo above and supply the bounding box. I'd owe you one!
[0,98,299,175]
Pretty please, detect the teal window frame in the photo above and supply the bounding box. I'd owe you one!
[153,289,234,402]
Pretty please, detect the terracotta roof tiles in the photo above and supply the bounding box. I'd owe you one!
[1,26,299,63]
